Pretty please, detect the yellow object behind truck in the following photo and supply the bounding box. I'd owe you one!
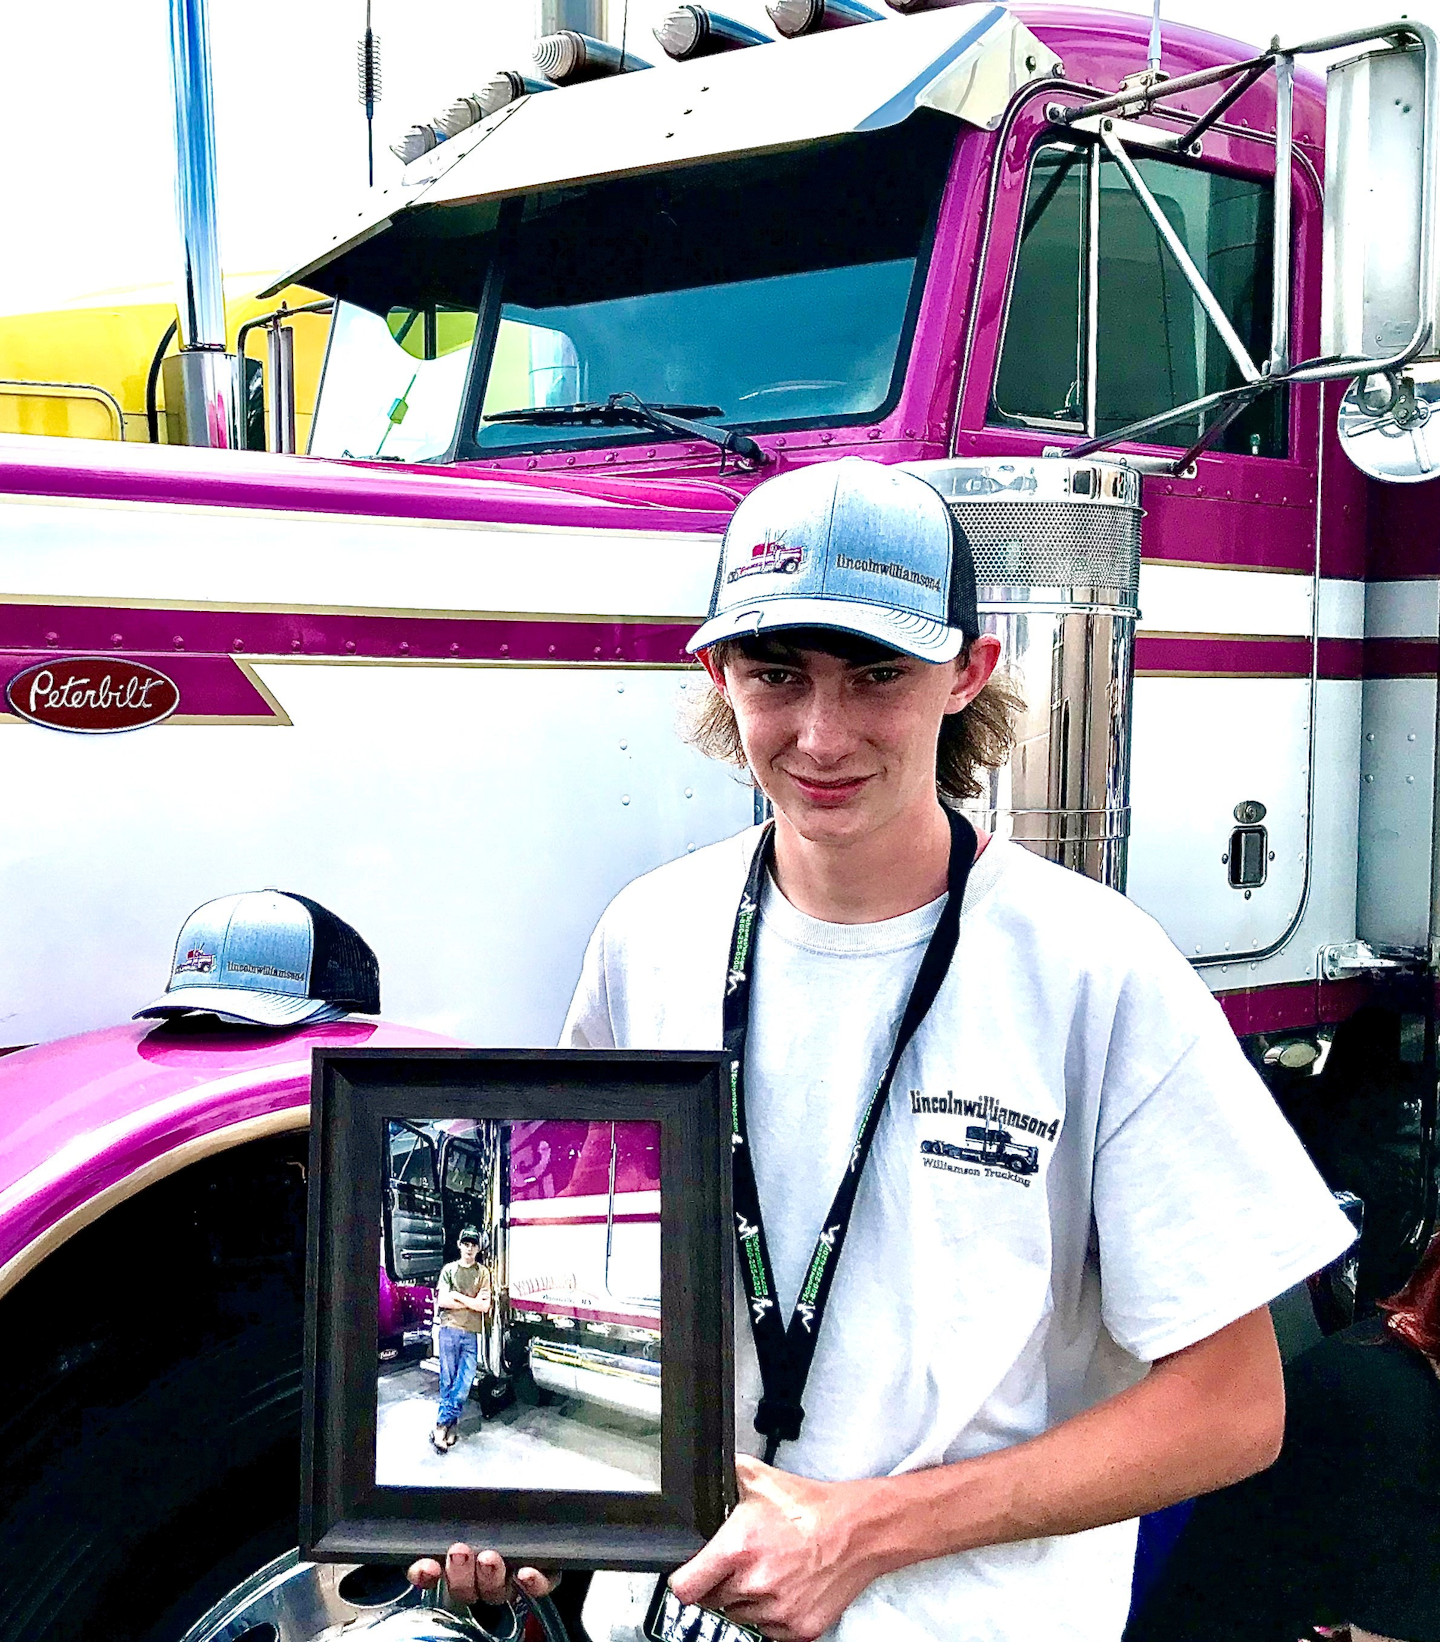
[0,273,331,446]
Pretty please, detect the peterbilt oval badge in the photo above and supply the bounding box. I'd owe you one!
[5,657,180,733]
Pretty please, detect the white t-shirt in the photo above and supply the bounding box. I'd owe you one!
[563,828,1355,1642]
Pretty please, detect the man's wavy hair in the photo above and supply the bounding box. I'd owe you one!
[685,628,1025,805]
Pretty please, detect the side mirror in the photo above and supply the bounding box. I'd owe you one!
[1323,26,1440,481]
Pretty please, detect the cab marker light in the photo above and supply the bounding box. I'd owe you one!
[533,30,653,84]
[437,70,554,137]
[654,6,772,59]
[390,123,442,163]
[766,0,883,35]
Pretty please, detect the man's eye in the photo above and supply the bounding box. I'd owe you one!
[756,669,797,686]
[864,667,905,684]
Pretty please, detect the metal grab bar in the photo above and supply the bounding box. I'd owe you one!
[0,379,126,440]
[236,299,333,454]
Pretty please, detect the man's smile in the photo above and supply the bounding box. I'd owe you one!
[782,771,876,806]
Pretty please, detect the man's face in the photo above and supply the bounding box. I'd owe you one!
[458,1240,480,1265]
[719,635,998,846]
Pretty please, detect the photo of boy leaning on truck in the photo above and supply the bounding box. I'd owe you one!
[433,1227,492,1454]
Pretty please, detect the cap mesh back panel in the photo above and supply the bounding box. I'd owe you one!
[283,892,381,1013]
[945,513,978,639]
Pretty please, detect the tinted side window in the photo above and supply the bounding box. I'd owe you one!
[388,1122,437,1191]
[992,144,1287,458]
[993,147,1087,427]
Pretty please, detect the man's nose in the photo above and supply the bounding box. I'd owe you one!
[794,687,855,765]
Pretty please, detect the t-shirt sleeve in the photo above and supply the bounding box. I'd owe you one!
[560,917,618,1049]
[1092,932,1356,1362]
[436,1264,455,1300]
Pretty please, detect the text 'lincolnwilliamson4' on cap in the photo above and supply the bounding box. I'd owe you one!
[687,459,979,662]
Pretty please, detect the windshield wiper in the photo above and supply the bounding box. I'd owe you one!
[486,391,768,469]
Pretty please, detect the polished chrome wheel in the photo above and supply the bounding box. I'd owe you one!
[178,1549,419,1642]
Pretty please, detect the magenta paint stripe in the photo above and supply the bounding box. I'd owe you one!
[0,650,279,719]
[509,1295,657,1330]
[1137,634,1314,676]
[1368,486,1440,581]
[1138,635,1426,681]
[0,608,698,671]
[0,437,733,534]
[1216,976,1371,1037]
[1319,639,1365,679]
[508,1212,659,1228]
[1138,636,1371,679]
[1365,638,1439,680]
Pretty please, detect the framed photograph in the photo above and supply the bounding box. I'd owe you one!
[302,1048,733,1570]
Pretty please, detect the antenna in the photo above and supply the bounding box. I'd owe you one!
[1147,0,1162,78]
[357,0,382,187]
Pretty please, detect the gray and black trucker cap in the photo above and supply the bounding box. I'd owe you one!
[135,889,381,1027]
[687,459,979,662]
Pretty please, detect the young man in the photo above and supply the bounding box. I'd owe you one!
[432,1226,492,1454]
[411,460,1354,1641]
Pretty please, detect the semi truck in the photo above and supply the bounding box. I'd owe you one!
[921,1125,1042,1175]
[381,1118,662,1420]
[2,2,1440,1638]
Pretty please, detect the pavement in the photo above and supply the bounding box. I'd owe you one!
[375,1361,661,1493]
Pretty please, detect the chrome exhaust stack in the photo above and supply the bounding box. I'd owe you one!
[163,0,241,448]
[906,458,1143,891]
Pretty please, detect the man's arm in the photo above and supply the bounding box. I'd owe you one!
[436,1290,489,1314]
[669,1307,1284,1642]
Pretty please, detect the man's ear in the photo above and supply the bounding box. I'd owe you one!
[698,649,727,694]
[943,634,1002,715]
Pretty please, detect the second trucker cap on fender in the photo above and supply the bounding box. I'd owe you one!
[686,459,979,662]
[135,889,380,1027]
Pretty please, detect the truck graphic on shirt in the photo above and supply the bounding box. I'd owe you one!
[922,1124,1039,1176]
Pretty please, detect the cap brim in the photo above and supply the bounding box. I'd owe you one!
[687,597,965,662]
[133,987,345,1028]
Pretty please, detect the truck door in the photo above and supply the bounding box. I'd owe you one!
[438,1128,495,1258]
[383,1120,444,1284]
[970,101,1326,969]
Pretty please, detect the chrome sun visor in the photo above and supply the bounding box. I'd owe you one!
[262,3,1056,298]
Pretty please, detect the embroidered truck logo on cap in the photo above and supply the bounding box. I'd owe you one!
[174,947,216,975]
[5,657,180,734]
[726,539,802,583]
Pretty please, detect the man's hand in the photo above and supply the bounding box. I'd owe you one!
[671,1311,1283,1641]
[668,1456,893,1642]
[406,1544,556,1609]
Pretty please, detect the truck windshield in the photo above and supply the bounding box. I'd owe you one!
[309,115,957,461]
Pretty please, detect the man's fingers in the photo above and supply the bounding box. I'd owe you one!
[407,1557,443,1591]
[436,1544,512,1605]
[469,1549,513,1603]
[668,1537,743,1608]
[409,1547,554,1606]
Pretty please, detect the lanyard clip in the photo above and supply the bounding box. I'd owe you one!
[754,1394,805,1444]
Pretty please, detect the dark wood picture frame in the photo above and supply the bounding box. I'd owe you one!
[303,1048,734,1570]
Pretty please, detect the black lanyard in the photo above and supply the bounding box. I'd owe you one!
[724,807,977,1464]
